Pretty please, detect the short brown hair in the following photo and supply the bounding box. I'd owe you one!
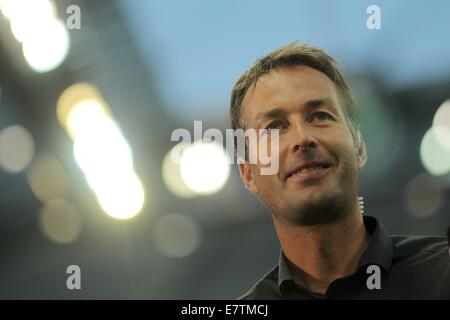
[229,41,359,141]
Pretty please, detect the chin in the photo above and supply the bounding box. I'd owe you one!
[287,192,346,226]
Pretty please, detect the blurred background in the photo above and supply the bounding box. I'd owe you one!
[0,0,449,299]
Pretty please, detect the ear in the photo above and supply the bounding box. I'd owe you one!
[356,132,367,169]
[238,162,258,193]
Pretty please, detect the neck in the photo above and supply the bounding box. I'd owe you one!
[274,209,369,294]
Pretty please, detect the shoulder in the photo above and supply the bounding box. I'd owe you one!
[390,234,448,255]
[390,234,450,268]
[237,265,279,300]
[388,235,450,297]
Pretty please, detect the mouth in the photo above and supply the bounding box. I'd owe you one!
[285,162,334,182]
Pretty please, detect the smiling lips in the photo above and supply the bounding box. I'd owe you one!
[285,161,334,182]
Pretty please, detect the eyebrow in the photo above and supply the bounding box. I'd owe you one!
[305,98,339,114]
[254,98,339,123]
[254,107,287,122]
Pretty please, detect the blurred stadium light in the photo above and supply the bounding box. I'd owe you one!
[57,83,145,220]
[403,173,445,219]
[26,152,71,202]
[162,143,197,198]
[152,213,202,259]
[432,99,450,150]
[421,127,450,176]
[0,0,70,72]
[0,124,34,173]
[179,141,230,195]
[39,198,82,244]
[420,100,450,176]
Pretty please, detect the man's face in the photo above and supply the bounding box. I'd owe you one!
[239,65,366,226]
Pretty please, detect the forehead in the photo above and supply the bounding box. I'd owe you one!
[241,65,342,125]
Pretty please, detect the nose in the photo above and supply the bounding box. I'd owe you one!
[290,118,318,153]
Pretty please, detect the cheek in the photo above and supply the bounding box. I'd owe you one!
[321,132,357,164]
[250,134,284,169]
[335,141,359,171]
[253,170,280,191]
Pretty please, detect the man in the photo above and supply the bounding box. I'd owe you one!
[229,42,450,299]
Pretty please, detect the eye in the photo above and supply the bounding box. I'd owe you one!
[266,122,281,130]
[311,111,334,122]
[264,121,282,133]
